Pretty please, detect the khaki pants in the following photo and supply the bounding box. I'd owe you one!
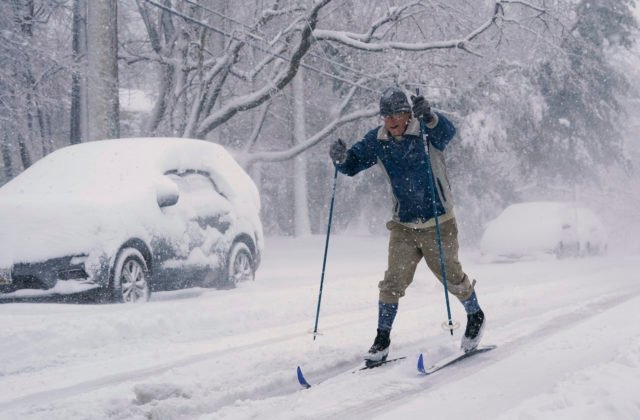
[378,218,475,304]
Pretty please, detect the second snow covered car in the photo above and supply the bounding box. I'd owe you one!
[479,201,607,262]
[0,138,263,302]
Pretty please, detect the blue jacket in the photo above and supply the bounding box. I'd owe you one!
[335,113,456,225]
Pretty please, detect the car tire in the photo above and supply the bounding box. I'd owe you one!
[223,242,254,288]
[555,241,564,258]
[112,248,151,303]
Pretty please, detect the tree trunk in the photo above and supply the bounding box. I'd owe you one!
[17,133,32,169]
[11,0,35,169]
[204,0,229,144]
[292,70,311,236]
[1,135,13,184]
[86,0,119,141]
[70,0,87,144]
[36,104,47,155]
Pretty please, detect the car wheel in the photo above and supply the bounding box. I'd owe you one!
[112,248,151,303]
[555,241,564,258]
[586,241,601,256]
[224,242,254,288]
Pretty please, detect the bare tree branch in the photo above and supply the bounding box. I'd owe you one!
[194,0,332,138]
[243,101,271,153]
[312,1,506,52]
[241,106,378,166]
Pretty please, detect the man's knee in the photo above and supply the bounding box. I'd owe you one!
[448,274,476,301]
[378,271,409,304]
[378,290,401,305]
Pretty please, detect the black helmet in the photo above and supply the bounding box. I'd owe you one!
[379,87,411,116]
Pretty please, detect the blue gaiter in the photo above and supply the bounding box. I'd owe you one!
[378,301,398,331]
[462,291,481,314]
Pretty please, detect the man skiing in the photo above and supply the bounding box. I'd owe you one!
[329,87,485,366]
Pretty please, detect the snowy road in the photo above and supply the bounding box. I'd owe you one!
[1,235,639,419]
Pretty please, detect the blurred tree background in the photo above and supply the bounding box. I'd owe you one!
[1,0,638,249]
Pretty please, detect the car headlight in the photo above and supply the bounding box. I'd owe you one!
[58,255,89,280]
[70,255,88,265]
[0,267,12,285]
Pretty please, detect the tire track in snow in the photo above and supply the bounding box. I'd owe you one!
[0,330,312,412]
[0,305,376,412]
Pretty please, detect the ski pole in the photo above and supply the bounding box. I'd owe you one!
[312,166,339,340]
[416,89,458,336]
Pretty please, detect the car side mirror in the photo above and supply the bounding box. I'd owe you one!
[156,176,180,208]
[157,190,179,208]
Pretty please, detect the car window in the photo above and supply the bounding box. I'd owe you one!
[164,169,225,194]
[165,172,232,219]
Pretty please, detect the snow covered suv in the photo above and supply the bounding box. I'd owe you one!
[0,138,263,302]
[479,201,607,262]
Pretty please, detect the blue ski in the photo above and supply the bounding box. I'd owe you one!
[358,356,407,371]
[417,345,496,375]
[296,356,406,389]
[297,366,311,389]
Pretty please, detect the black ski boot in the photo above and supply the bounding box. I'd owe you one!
[461,309,485,353]
[365,328,391,367]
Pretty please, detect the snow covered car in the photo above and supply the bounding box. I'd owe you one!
[0,138,263,302]
[479,201,607,262]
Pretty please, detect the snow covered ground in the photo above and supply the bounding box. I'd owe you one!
[0,234,639,420]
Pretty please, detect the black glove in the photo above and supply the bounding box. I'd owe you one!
[329,138,347,164]
[411,95,434,123]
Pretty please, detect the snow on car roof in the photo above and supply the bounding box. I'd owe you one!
[2,138,255,201]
